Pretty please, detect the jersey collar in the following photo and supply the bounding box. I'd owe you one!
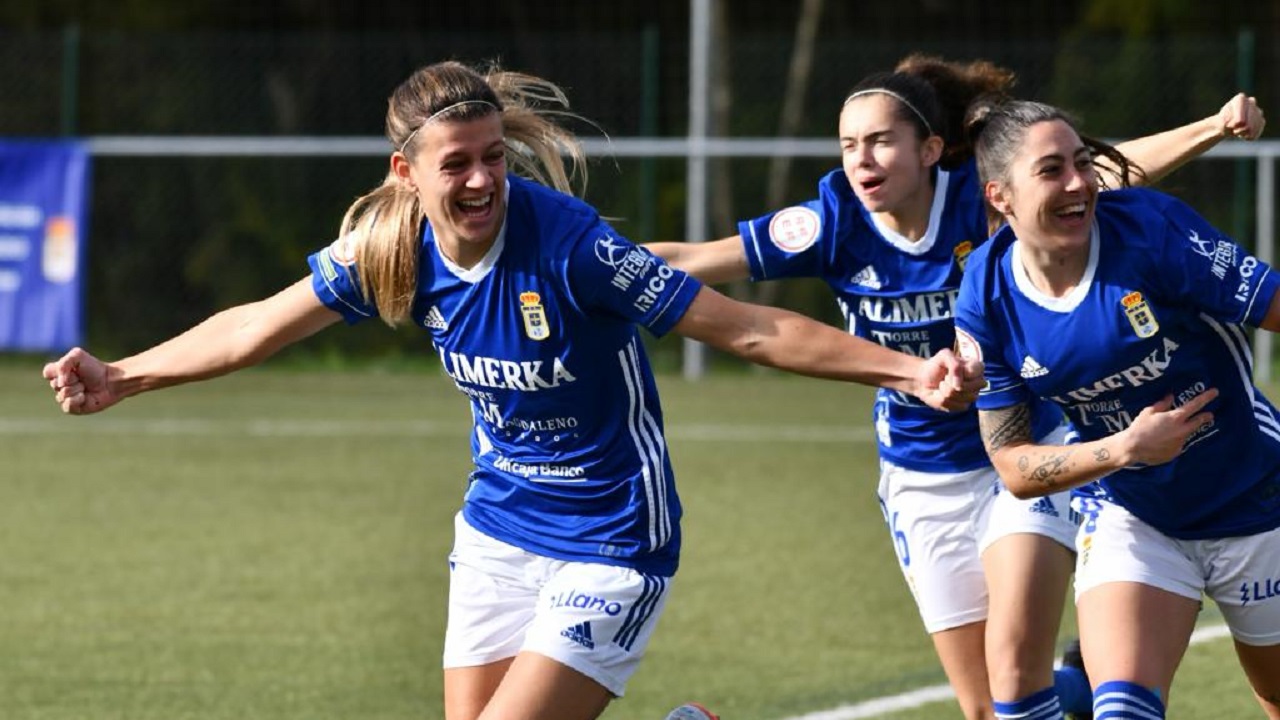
[438,179,511,284]
[868,168,950,255]
[1010,219,1100,312]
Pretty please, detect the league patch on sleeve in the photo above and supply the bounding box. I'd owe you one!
[767,206,821,253]
[328,233,359,267]
[954,327,982,363]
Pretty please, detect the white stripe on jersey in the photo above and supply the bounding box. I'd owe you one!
[318,268,375,318]
[618,338,671,550]
[1200,314,1280,443]
[1241,266,1272,322]
[649,275,694,328]
[628,341,673,543]
[746,224,770,280]
[475,424,493,455]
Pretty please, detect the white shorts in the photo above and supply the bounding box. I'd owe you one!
[1074,497,1280,646]
[442,513,671,696]
[878,459,1079,634]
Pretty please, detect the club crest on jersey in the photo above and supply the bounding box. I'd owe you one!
[767,206,820,253]
[519,291,550,341]
[1121,291,1159,338]
[953,240,973,271]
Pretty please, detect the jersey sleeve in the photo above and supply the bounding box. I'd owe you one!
[953,252,1035,411]
[565,223,704,337]
[738,197,832,281]
[1151,193,1280,326]
[306,233,378,324]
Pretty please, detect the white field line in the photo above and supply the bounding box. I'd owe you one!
[0,417,875,443]
[780,624,1233,720]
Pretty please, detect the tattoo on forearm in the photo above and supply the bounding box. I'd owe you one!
[981,405,1078,489]
[1026,452,1072,487]
[1093,448,1110,462]
[979,404,1032,453]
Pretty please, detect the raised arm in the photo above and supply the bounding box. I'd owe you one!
[671,285,982,412]
[978,390,1219,498]
[44,277,341,415]
[646,236,752,286]
[1108,93,1265,186]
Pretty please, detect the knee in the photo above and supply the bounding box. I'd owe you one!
[953,696,995,720]
[986,647,1054,699]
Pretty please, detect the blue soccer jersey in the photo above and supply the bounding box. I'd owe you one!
[739,161,1060,473]
[955,188,1280,538]
[307,176,703,576]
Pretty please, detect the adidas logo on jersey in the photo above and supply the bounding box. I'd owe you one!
[561,621,595,649]
[423,305,448,330]
[1019,355,1048,378]
[1029,497,1060,517]
[850,265,883,290]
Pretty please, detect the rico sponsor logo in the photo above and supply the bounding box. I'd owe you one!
[1241,578,1280,606]
[1235,256,1260,304]
[1049,337,1180,404]
[549,590,624,616]
[438,348,576,392]
[857,290,957,324]
[634,263,676,313]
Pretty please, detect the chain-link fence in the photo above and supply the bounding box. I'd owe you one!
[0,27,1272,363]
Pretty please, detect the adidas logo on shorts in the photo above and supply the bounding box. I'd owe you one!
[1030,497,1060,517]
[561,621,595,649]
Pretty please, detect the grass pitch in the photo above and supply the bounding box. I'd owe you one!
[1,362,1263,719]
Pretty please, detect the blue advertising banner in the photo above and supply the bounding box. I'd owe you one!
[0,140,89,352]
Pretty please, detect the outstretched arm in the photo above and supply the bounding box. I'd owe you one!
[1108,93,1265,186]
[43,277,341,414]
[671,286,983,411]
[646,237,751,286]
[980,390,1219,498]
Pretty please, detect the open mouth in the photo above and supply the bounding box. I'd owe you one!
[1055,202,1087,221]
[457,194,494,218]
[858,177,886,194]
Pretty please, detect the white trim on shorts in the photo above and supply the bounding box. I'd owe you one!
[1074,497,1280,646]
[878,459,1079,634]
[442,512,671,696]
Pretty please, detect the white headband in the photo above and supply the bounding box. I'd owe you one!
[843,89,935,137]
[397,100,501,152]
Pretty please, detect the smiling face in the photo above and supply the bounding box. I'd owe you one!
[392,112,507,267]
[984,119,1098,258]
[838,93,942,228]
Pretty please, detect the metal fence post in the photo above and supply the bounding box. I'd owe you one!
[682,0,712,380]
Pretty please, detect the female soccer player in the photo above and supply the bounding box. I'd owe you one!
[956,98,1280,719]
[41,60,981,720]
[649,55,1264,720]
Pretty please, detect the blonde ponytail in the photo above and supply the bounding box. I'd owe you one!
[337,174,422,326]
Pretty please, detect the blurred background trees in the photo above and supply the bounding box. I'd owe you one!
[1,0,1274,363]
